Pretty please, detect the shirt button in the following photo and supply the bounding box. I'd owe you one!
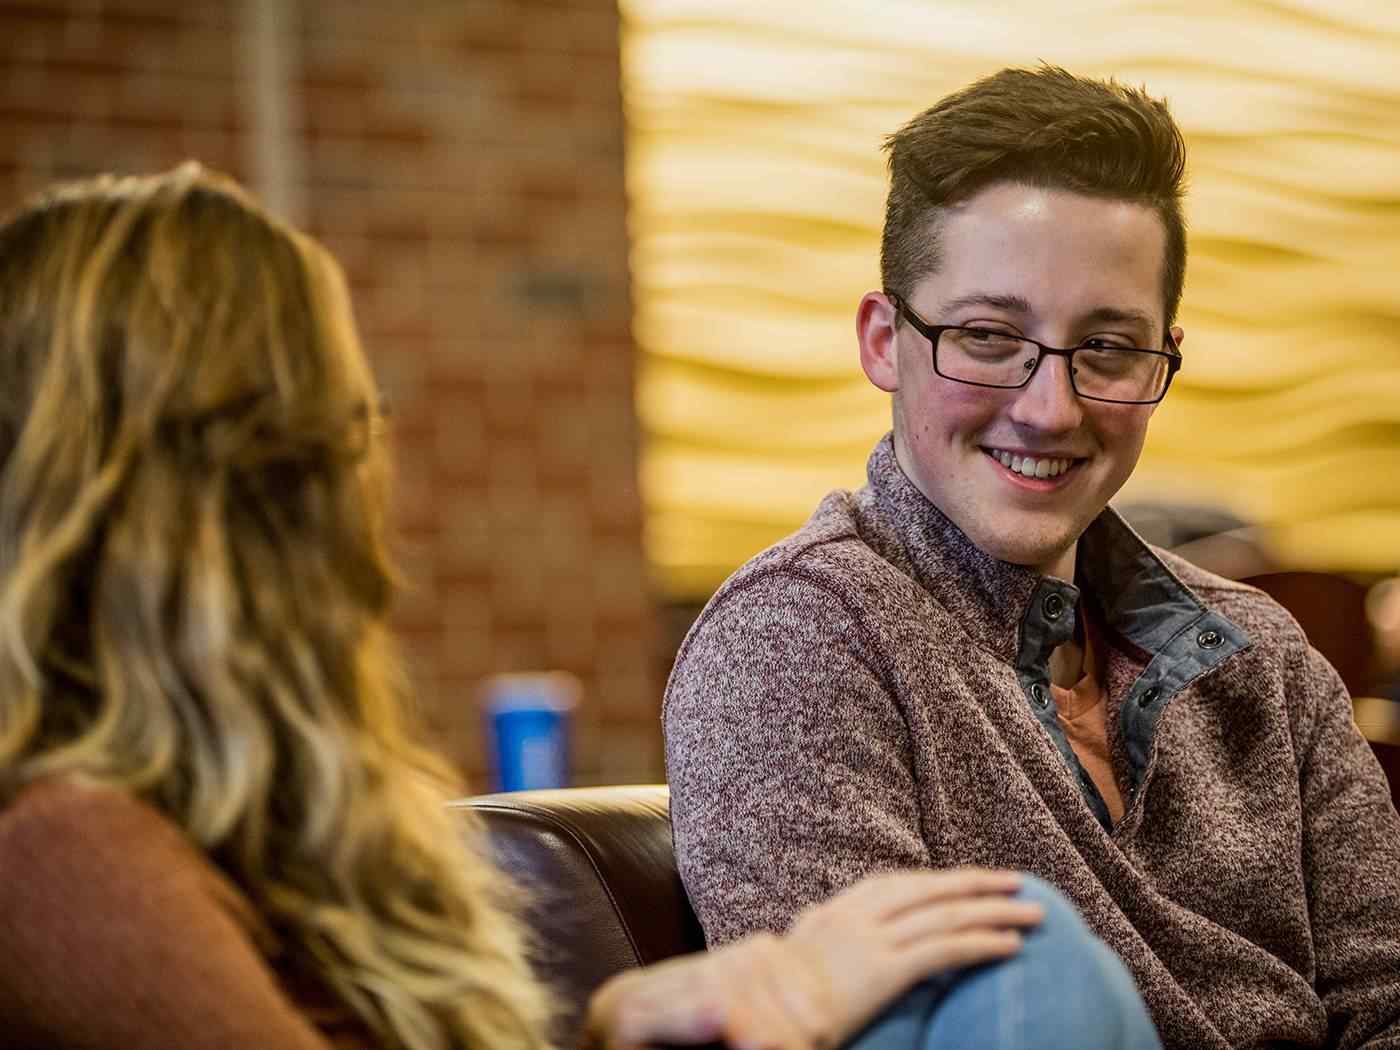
[1030,683,1050,709]
[1197,629,1223,650]
[1042,592,1066,621]
[1140,686,1161,706]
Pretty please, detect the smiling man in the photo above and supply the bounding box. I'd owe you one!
[663,67,1400,1048]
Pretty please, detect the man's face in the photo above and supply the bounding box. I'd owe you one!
[858,181,1178,580]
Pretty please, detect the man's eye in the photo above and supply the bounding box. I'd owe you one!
[964,329,1020,346]
[1080,337,1135,350]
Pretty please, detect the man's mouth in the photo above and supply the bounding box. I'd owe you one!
[982,447,1084,480]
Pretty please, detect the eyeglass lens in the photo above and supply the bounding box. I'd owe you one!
[937,329,1170,402]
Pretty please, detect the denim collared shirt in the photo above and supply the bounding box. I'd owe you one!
[1015,510,1249,831]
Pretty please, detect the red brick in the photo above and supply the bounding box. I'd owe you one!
[0,0,659,785]
[449,11,524,59]
[489,626,549,672]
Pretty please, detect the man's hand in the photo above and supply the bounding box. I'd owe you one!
[584,867,1042,1050]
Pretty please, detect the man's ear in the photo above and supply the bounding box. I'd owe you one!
[857,291,900,393]
[1141,326,1185,420]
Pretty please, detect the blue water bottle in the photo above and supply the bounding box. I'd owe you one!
[482,672,578,792]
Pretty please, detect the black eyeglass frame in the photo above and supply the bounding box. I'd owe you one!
[889,293,1182,406]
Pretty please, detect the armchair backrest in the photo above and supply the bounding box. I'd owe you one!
[451,785,705,1044]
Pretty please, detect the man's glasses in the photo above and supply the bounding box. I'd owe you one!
[890,294,1181,405]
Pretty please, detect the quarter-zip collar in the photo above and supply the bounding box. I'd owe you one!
[858,433,1251,827]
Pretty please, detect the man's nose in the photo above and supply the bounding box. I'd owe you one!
[1007,353,1084,433]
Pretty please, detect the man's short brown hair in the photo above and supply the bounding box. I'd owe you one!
[881,65,1189,325]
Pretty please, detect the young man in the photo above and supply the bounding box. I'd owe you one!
[664,66,1400,1048]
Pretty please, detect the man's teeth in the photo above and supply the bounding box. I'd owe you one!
[991,449,1074,478]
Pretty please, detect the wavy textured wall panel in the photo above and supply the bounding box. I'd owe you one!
[621,0,1400,597]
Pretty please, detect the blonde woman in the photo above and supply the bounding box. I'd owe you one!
[0,167,1054,1050]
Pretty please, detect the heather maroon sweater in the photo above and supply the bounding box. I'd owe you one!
[665,435,1400,1050]
[0,779,377,1049]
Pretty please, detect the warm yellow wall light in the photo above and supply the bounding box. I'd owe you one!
[621,0,1400,599]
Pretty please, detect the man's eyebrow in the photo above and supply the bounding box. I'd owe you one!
[938,295,1158,334]
[938,292,1033,315]
[1081,305,1156,330]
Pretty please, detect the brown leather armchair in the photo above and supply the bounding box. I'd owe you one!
[450,786,705,1045]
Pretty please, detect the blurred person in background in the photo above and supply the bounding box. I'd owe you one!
[0,165,1074,1050]
[664,66,1400,1049]
[1370,578,1400,704]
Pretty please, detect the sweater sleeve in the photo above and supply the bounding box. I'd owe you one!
[0,781,346,1050]
[663,567,932,947]
[1292,646,1400,1049]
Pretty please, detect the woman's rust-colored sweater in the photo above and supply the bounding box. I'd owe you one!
[664,435,1400,1049]
[0,778,377,1049]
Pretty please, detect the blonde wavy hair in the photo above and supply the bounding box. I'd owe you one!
[0,165,554,1050]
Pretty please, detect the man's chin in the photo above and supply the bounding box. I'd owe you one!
[969,529,1079,579]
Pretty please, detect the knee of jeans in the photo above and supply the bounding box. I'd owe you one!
[1013,875,1149,1025]
[1014,874,1092,940]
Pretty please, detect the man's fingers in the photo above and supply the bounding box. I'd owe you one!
[813,867,1023,924]
[886,896,1044,946]
[899,928,1026,980]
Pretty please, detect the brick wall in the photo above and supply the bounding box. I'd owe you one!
[0,0,660,788]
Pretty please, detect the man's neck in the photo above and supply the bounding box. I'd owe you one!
[1037,543,1077,585]
[1049,633,1086,689]
[1049,591,1091,689]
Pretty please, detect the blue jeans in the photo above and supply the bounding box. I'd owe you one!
[844,876,1160,1050]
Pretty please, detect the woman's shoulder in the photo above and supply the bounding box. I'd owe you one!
[0,778,348,1048]
[0,776,226,904]
[3,775,177,843]
[0,777,181,872]
[0,776,271,944]
[0,777,229,936]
